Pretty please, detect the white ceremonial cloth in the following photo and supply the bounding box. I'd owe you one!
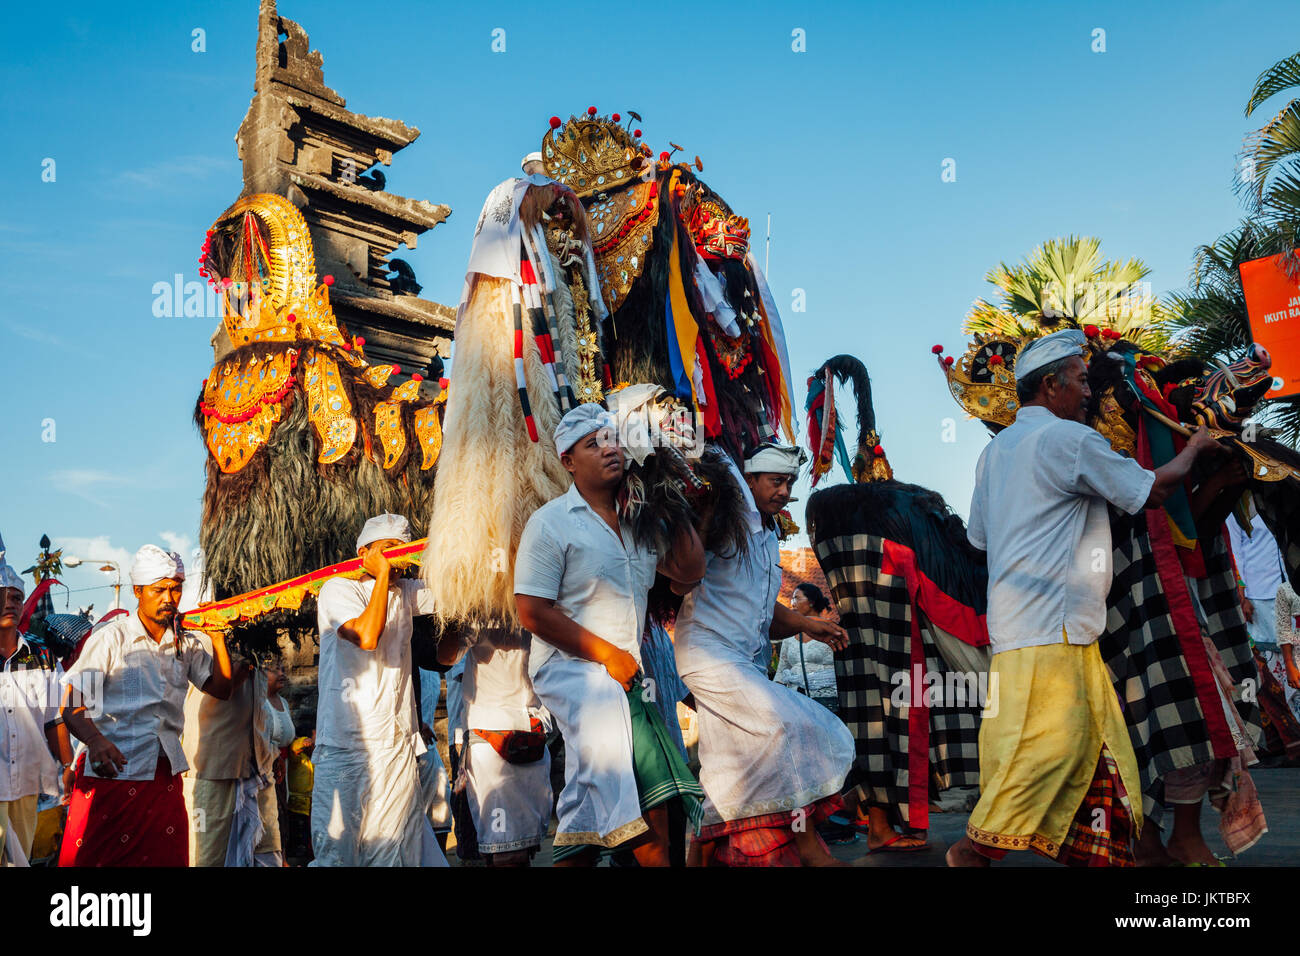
[531,655,645,850]
[310,741,423,867]
[967,405,1155,654]
[61,613,214,781]
[673,467,852,823]
[462,737,552,855]
[315,577,431,755]
[515,483,658,678]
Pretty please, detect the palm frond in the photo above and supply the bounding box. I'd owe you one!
[1246,51,1300,116]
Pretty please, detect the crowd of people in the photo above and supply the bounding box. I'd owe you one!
[1,331,1297,868]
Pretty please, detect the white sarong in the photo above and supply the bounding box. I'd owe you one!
[684,660,853,826]
[531,655,646,849]
[310,743,423,866]
[462,736,552,855]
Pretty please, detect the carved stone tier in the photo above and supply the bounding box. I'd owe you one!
[226,0,453,373]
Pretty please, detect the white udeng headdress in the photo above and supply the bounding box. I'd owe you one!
[1015,328,1087,381]
[356,513,412,551]
[130,545,186,586]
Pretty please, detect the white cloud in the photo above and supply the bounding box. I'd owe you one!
[158,530,194,557]
[50,470,131,507]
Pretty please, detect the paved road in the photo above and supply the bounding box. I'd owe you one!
[832,767,1300,867]
[454,767,1299,867]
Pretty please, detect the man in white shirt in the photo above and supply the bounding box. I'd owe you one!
[0,556,72,865]
[947,329,1221,867]
[674,445,853,866]
[59,545,233,866]
[515,402,706,866]
[1227,509,1286,649]
[311,513,440,867]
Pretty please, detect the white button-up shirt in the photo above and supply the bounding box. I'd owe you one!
[675,470,780,678]
[0,636,61,801]
[315,577,432,754]
[61,613,215,781]
[514,483,659,678]
[1227,511,1285,600]
[968,405,1155,654]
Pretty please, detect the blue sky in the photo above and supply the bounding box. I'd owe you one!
[2,0,1297,611]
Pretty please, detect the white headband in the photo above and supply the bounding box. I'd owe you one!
[357,513,412,551]
[554,403,616,456]
[744,443,807,476]
[130,545,186,586]
[1015,328,1087,381]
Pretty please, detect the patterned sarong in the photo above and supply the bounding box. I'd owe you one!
[1101,513,1262,823]
[814,533,983,830]
[698,795,843,867]
[58,753,188,867]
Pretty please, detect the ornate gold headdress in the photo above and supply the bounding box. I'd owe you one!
[542,108,648,199]
[197,193,445,475]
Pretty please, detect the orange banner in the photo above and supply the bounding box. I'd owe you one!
[1239,252,1300,399]
[180,538,426,633]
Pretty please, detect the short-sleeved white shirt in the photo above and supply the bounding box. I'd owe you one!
[514,483,659,678]
[61,613,215,781]
[315,576,432,754]
[0,636,62,801]
[968,405,1155,654]
[675,466,781,678]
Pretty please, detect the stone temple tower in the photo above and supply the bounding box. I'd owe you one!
[226,0,453,376]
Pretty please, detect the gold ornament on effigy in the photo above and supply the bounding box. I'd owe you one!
[372,401,406,470]
[542,113,643,199]
[413,398,445,471]
[585,178,659,312]
[571,272,605,402]
[302,352,356,464]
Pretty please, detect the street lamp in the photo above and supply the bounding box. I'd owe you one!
[64,557,122,610]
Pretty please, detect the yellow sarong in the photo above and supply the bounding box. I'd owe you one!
[966,637,1142,856]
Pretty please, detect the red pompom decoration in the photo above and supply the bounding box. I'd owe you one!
[392,365,400,375]
[287,313,296,322]
[931,344,944,354]
[611,112,620,121]
[439,377,450,390]
[354,336,365,347]
[1083,324,1100,338]
[988,354,1004,366]
[587,106,597,115]
[322,274,335,286]
[873,444,885,456]
[633,128,642,138]
[944,356,955,367]
[659,151,670,162]
[341,341,351,351]
[549,116,561,129]
[411,373,423,382]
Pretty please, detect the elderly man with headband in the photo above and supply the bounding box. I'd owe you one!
[59,545,233,866]
[311,513,446,867]
[947,328,1224,867]
[515,402,707,866]
[673,442,854,866]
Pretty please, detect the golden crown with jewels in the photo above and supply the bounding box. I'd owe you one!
[542,109,649,199]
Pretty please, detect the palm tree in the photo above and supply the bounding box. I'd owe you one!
[964,235,1167,350]
[1158,52,1300,447]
